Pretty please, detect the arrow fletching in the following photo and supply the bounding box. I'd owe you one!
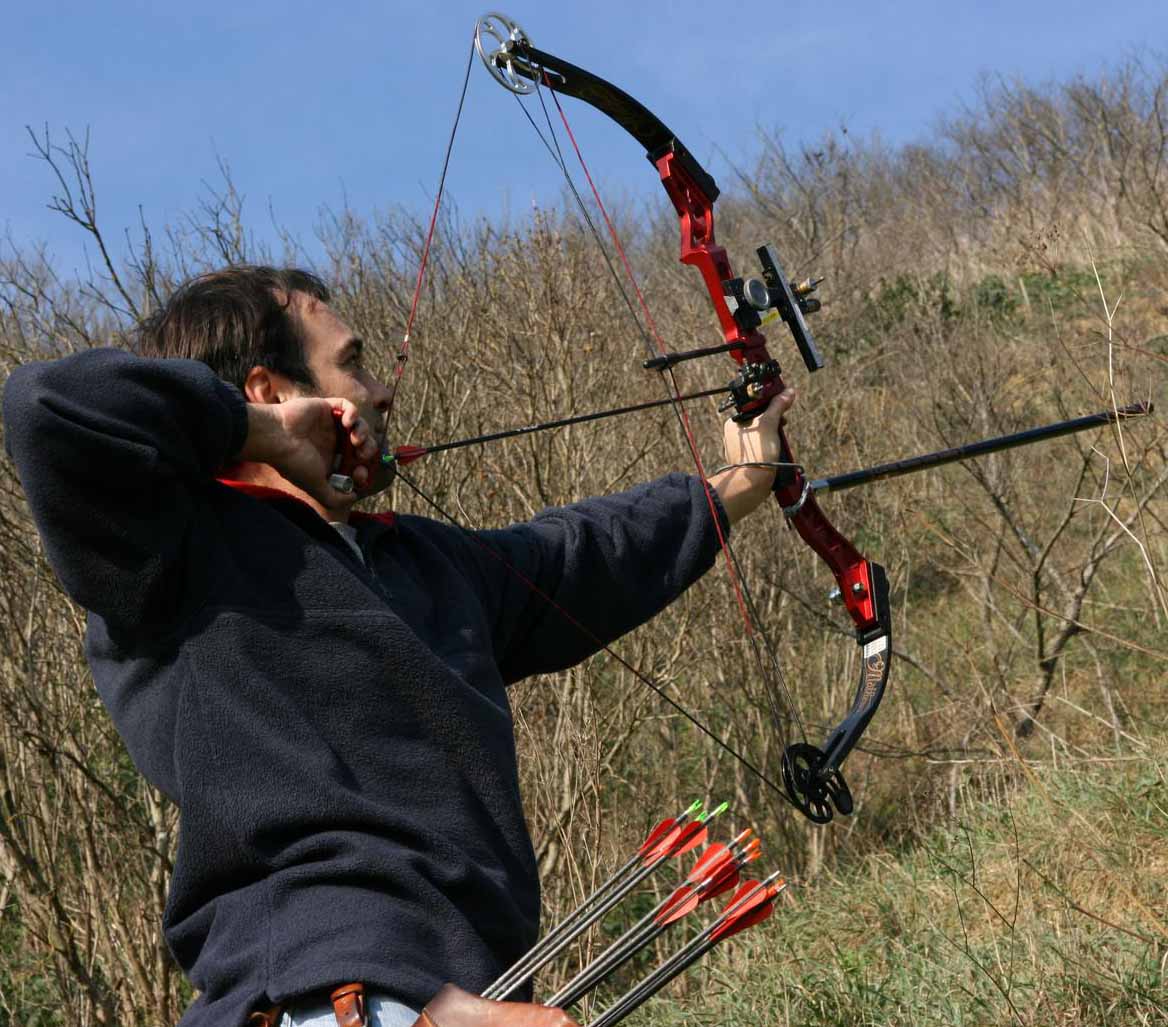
[484,801,703,1000]
[646,814,713,862]
[387,443,429,465]
[656,801,726,861]
[705,862,744,899]
[709,873,785,942]
[586,872,787,1027]
[656,885,701,925]
[638,799,701,856]
[638,799,703,862]
[709,897,776,941]
[683,842,730,883]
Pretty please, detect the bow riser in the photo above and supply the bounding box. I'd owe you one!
[653,151,759,351]
[773,434,880,628]
[661,160,890,628]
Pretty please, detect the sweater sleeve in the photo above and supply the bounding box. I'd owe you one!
[463,472,730,683]
[2,348,248,630]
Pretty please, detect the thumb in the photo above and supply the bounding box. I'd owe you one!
[752,387,795,430]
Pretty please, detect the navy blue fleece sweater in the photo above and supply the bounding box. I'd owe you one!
[2,349,727,1027]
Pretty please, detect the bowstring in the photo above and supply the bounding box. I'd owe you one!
[386,29,477,425]
[508,94,651,357]
[529,77,809,761]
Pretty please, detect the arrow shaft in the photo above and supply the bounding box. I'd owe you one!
[483,851,640,996]
[390,385,731,462]
[487,810,719,999]
[547,918,667,1009]
[584,873,784,1027]
[484,805,701,997]
[588,932,715,1027]
[485,852,666,999]
[548,841,749,1007]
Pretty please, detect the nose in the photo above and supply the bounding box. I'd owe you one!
[371,376,394,413]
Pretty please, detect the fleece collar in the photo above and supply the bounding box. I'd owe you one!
[216,473,396,528]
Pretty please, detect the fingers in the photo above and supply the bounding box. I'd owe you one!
[332,399,361,431]
[329,401,381,463]
[721,386,796,469]
[725,388,795,441]
[757,386,796,425]
[420,984,579,1027]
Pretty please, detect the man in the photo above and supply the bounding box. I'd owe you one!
[3,266,792,1027]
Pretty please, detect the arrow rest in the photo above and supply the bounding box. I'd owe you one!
[719,359,784,418]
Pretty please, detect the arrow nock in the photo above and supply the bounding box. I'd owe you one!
[698,800,729,824]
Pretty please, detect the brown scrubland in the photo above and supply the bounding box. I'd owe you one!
[0,59,1164,1026]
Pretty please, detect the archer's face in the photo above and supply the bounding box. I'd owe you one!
[293,292,394,449]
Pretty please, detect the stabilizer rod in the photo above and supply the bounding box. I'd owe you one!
[806,401,1153,497]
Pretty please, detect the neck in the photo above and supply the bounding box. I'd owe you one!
[229,461,351,524]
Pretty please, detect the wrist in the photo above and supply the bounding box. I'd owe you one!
[239,403,292,466]
[710,465,775,524]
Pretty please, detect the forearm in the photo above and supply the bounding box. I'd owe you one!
[3,348,247,484]
[484,472,727,681]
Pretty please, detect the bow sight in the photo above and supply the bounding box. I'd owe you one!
[725,245,825,374]
[645,244,826,420]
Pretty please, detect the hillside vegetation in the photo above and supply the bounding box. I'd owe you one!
[0,59,1164,1025]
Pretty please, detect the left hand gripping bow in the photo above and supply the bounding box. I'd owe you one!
[476,13,891,824]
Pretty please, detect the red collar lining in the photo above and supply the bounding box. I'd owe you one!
[216,476,395,527]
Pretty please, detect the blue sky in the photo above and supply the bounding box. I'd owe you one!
[2,1,1164,276]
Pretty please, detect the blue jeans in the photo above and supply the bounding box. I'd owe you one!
[281,992,419,1027]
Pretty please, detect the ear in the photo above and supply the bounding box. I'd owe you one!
[243,365,296,404]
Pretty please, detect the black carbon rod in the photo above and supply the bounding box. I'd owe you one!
[809,401,1153,496]
[388,385,730,463]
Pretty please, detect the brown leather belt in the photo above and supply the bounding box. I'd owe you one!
[248,981,366,1027]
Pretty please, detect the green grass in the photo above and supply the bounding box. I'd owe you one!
[609,746,1167,1026]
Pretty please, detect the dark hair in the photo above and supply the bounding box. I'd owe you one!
[136,266,330,390]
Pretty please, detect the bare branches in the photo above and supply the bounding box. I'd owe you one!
[26,125,141,322]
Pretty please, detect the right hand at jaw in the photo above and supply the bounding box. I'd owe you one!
[413,985,578,1027]
[239,398,381,507]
